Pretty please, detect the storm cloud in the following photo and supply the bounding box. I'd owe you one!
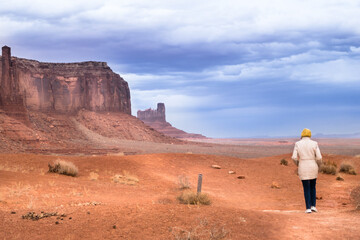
[1,0,360,137]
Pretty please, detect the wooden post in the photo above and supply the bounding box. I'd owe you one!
[197,174,202,194]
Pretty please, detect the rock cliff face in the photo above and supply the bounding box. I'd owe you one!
[0,46,131,115]
[137,103,206,139]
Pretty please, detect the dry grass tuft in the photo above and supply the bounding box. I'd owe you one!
[172,218,228,240]
[112,170,139,185]
[178,175,191,189]
[177,190,211,205]
[319,161,337,175]
[89,172,99,181]
[48,160,78,177]
[339,162,357,175]
[280,159,288,166]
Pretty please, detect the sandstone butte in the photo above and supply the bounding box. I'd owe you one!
[137,103,206,139]
[0,45,131,119]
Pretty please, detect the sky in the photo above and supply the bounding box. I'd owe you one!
[1,0,360,138]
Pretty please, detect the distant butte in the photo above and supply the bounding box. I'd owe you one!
[137,103,206,139]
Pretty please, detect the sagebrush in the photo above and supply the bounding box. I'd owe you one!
[177,190,211,205]
[319,161,337,175]
[112,170,139,185]
[339,162,357,175]
[48,160,78,177]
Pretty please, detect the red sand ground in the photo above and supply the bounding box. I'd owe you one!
[1,151,359,239]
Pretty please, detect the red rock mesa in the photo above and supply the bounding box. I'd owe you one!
[0,46,131,117]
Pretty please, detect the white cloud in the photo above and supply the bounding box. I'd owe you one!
[0,0,103,18]
[205,50,360,84]
[3,0,360,46]
[350,46,360,53]
[291,58,360,83]
[131,89,216,113]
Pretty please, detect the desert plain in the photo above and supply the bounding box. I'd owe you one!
[1,136,360,240]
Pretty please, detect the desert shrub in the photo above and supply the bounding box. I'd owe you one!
[112,170,139,185]
[178,175,191,189]
[339,162,357,175]
[177,190,211,205]
[280,159,288,166]
[48,160,78,177]
[319,161,337,175]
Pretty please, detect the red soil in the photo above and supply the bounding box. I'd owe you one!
[1,152,359,239]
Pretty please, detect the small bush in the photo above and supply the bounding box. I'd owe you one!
[48,160,78,177]
[178,175,191,189]
[319,161,337,175]
[339,162,357,175]
[177,190,211,205]
[112,170,139,185]
[280,159,288,166]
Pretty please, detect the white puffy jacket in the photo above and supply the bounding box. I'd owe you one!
[292,137,322,180]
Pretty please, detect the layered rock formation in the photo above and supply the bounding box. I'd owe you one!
[137,103,166,122]
[0,46,131,115]
[0,46,185,153]
[137,103,206,139]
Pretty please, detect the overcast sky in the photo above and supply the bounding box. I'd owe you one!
[1,0,360,137]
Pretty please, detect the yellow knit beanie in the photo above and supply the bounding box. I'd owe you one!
[301,128,311,138]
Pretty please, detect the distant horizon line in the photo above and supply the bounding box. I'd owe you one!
[208,132,360,139]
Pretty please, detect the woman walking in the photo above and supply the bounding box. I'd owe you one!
[292,128,322,213]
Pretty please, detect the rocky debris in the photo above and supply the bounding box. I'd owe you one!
[22,212,66,221]
[271,182,280,189]
[211,165,221,169]
[228,171,236,174]
[237,176,245,179]
[113,225,117,229]
[137,103,206,139]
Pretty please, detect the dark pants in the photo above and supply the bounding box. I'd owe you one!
[301,178,316,209]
